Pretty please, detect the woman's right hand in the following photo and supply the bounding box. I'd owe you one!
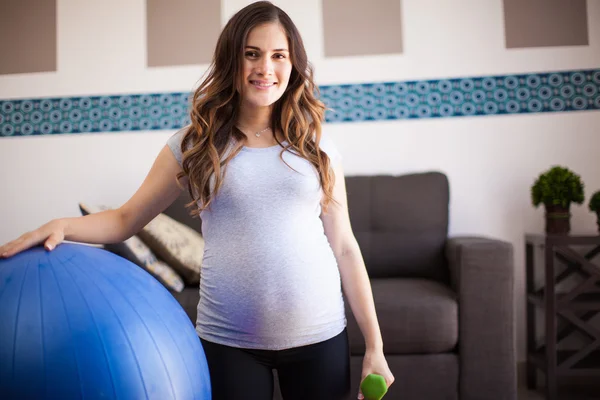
[0,219,67,259]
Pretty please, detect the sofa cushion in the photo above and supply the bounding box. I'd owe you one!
[137,213,205,286]
[345,278,458,355]
[345,173,450,281]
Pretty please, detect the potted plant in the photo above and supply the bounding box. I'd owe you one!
[531,165,585,234]
[588,190,600,233]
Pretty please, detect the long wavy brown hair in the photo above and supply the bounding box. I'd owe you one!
[176,1,338,216]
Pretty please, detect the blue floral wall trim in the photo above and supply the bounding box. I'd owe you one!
[1,68,599,137]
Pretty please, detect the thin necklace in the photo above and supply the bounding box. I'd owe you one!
[236,125,271,138]
[254,127,271,137]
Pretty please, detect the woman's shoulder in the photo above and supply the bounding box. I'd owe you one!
[316,131,342,165]
[167,124,190,145]
[166,124,191,166]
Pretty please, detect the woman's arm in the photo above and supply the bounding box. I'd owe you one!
[70,145,185,241]
[320,161,395,397]
[320,162,383,351]
[1,145,184,257]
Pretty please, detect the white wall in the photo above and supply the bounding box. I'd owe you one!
[1,0,600,363]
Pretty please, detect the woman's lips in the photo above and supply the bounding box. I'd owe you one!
[250,80,276,90]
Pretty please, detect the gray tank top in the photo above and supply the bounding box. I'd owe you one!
[167,127,347,350]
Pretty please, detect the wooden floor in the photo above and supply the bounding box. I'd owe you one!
[519,387,545,400]
[517,364,600,400]
[518,383,600,399]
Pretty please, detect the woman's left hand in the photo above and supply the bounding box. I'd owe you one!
[358,349,395,399]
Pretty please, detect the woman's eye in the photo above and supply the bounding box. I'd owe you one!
[245,52,258,58]
[274,54,286,59]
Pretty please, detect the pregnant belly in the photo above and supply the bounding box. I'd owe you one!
[198,260,344,337]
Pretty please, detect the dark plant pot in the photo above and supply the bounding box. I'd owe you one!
[545,204,571,235]
[596,212,600,234]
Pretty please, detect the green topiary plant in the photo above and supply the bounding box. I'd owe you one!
[589,191,600,233]
[589,191,600,213]
[531,165,585,234]
[531,165,585,208]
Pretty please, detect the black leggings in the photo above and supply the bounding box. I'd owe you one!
[199,328,351,400]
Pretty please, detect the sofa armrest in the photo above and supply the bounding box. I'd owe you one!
[446,236,517,400]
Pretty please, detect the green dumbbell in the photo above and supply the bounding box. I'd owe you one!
[360,373,387,400]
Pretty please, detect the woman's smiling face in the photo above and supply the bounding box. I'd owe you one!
[239,22,293,109]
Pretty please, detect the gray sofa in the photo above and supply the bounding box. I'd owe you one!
[157,171,516,400]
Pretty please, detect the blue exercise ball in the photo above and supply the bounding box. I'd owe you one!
[0,243,211,400]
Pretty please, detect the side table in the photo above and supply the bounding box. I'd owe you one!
[526,233,600,400]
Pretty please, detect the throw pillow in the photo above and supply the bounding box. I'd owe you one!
[136,212,204,285]
[78,203,185,293]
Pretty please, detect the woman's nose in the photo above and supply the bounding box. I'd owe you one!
[255,57,274,76]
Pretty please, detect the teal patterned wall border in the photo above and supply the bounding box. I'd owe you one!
[1,68,599,137]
